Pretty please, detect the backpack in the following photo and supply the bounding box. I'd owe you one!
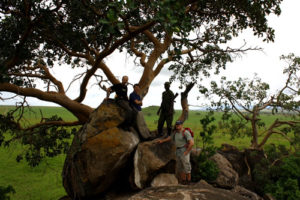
[182,128,194,148]
[182,127,194,138]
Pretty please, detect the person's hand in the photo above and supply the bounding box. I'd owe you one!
[156,139,162,144]
[184,151,189,156]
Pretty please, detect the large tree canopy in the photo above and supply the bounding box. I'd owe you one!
[0,0,283,126]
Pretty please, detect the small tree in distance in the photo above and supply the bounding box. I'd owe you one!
[202,54,300,150]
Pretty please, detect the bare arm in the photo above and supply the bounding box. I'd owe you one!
[184,139,194,155]
[134,99,143,105]
[157,136,171,144]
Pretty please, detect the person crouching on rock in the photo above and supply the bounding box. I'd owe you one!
[157,120,194,185]
[106,75,133,128]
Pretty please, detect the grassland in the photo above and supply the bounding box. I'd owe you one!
[0,105,294,200]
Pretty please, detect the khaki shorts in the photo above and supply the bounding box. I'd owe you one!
[176,148,191,174]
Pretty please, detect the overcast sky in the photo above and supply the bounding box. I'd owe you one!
[1,0,300,110]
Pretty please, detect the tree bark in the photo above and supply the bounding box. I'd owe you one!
[178,83,195,123]
[0,83,93,122]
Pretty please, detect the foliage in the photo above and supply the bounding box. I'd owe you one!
[0,185,15,200]
[192,111,219,182]
[0,0,283,109]
[0,109,77,166]
[199,111,217,150]
[253,145,300,199]
[202,54,300,149]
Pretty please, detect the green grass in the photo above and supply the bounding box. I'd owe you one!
[0,105,296,200]
[0,142,66,200]
[143,106,294,149]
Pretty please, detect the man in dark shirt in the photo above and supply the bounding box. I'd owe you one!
[157,82,176,137]
[129,84,142,111]
[106,76,129,100]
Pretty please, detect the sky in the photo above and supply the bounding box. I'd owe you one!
[1,0,300,110]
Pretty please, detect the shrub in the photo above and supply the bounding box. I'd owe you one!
[0,185,15,200]
[253,145,300,200]
[192,112,219,182]
[192,146,219,182]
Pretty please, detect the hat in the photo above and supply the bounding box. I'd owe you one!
[175,120,183,125]
[164,82,170,86]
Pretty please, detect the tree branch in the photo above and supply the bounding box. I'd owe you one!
[0,82,93,122]
[178,83,195,122]
[130,39,146,67]
[37,62,65,94]
[227,97,251,120]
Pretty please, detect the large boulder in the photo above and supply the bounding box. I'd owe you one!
[218,144,248,176]
[62,100,140,199]
[210,153,239,189]
[218,144,256,191]
[128,180,250,200]
[133,139,176,189]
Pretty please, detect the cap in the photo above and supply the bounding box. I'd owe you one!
[175,120,183,125]
[164,82,170,86]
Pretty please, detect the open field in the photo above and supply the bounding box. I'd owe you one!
[0,105,294,200]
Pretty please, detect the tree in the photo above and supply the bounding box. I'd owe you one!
[0,0,283,160]
[204,54,300,150]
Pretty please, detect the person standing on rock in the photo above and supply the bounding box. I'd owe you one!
[157,120,194,185]
[129,84,152,139]
[129,84,143,111]
[157,82,177,137]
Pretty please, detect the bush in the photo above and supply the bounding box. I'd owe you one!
[265,154,300,200]
[192,147,219,182]
[192,112,219,182]
[254,145,300,200]
[0,185,15,200]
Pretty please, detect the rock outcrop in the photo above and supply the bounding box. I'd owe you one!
[62,100,141,199]
[133,139,176,189]
[61,100,268,200]
[210,153,239,189]
[129,180,250,200]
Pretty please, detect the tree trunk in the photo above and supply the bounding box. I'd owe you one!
[250,120,259,149]
[178,83,195,123]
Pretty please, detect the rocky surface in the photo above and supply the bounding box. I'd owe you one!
[129,180,250,200]
[210,153,239,189]
[133,139,176,189]
[151,173,178,187]
[62,100,141,199]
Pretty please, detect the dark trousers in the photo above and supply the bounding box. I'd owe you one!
[157,113,173,136]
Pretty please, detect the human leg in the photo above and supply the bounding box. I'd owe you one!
[166,114,173,136]
[157,114,166,136]
[176,149,188,184]
[181,152,192,184]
